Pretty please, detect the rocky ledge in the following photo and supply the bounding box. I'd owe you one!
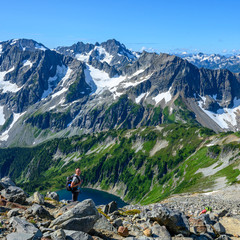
[0,177,240,240]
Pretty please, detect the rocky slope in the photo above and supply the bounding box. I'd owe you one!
[0,177,239,240]
[1,39,240,147]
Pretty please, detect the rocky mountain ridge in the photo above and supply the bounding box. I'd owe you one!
[1,38,240,147]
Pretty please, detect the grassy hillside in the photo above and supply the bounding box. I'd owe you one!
[0,124,240,204]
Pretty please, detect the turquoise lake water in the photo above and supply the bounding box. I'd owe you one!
[57,188,127,208]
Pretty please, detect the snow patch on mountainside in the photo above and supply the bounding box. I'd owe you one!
[0,45,3,55]
[95,46,114,64]
[0,112,25,141]
[51,87,68,99]
[153,87,172,104]
[136,93,147,104]
[42,65,67,99]
[0,106,5,125]
[35,43,47,51]
[0,67,22,93]
[131,69,145,77]
[76,51,93,62]
[60,67,73,87]
[121,73,153,89]
[10,39,18,45]
[23,60,33,68]
[84,64,125,95]
[198,96,240,129]
[84,66,97,94]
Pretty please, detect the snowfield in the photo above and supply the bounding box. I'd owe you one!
[198,96,240,130]
[0,67,23,93]
[35,43,47,51]
[153,87,172,104]
[23,60,33,68]
[0,106,5,125]
[84,64,125,95]
[42,65,68,99]
[0,112,25,141]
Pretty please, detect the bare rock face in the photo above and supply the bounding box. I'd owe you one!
[33,192,44,205]
[45,191,59,201]
[1,186,27,205]
[0,177,16,190]
[6,232,35,240]
[146,204,190,236]
[64,230,93,240]
[27,204,53,220]
[9,216,42,239]
[50,229,66,240]
[151,223,172,240]
[50,199,99,233]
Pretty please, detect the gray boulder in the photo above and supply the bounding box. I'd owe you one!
[50,229,66,240]
[146,204,190,236]
[64,230,93,240]
[59,216,98,233]
[0,177,16,190]
[9,216,42,239]
[102,204,109,215]
[151,224,171,240]
[7,209,21,218]
[27,204,53,220]
[6,232,34,240]
[1,186,27,204]
[103,201,118,214]
[112,218,123,229]
[46,191,59,201]
[33,192,44,205]
[50,199,99,232]
[108,201,118,214]
[26,195,34,205]
[213,222,226,234]
[94,214,117,232]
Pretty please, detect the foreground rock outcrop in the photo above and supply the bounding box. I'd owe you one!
[0,177,239,239]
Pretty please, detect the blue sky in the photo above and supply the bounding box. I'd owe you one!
[0,0,240,54]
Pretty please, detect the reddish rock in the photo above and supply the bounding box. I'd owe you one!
[143,228,152,237]
[189,217,207,233]
[0,195,27,209]
[118,226,129,237]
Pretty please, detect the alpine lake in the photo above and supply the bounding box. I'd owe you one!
[57,188,127,208]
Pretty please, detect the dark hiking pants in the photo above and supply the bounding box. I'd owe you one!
[72,190,79,201]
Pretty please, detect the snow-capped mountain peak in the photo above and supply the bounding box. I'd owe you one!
[177,52,240,73]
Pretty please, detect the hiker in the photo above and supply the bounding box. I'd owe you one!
[70,167,83,201]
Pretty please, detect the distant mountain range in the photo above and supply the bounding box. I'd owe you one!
[1,38,240,147]
[176,52,240,73]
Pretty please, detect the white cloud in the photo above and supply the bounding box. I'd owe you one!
[140,46,157,53]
